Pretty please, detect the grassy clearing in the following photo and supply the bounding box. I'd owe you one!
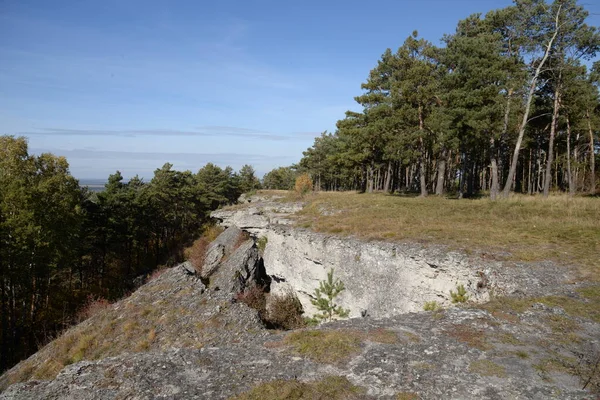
[293,192,600,279]
[230,375,366,400]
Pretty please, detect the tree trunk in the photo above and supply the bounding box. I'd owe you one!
[435,154,446,196]
[566,116,575,196]
[367,165,373,193]
[536,149,543,194]
[543,83,561,197]
[502,9,561,197]
[418,105,427,197]
[383,161,392,193]
[490,137,500,200]
[458,153,466,199]
[587,110,596,195]
[574,131,580,191]
[528,149,533,195]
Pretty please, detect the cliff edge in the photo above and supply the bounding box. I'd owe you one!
[1,194,598,399]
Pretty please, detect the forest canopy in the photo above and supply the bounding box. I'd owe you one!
[289,0,600,198]
[0,135,260,373]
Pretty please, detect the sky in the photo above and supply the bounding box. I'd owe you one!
[2,0,599,180]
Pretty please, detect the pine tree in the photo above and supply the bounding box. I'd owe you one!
[310,269,350,322]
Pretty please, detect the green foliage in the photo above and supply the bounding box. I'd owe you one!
[0,135,249,373]
[296,2,600,198]
[196,163,241,209]
[423,301,442,311]
[256,236,268,253]
[239,164,262,194]
[262,166,298,190]
[0,136,84,371]
[450,284,470,304]
[310,269,350,322]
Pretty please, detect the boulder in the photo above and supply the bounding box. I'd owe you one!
[209,240,261,295]
[201,226,244,279]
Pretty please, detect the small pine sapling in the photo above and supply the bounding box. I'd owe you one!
[310,269,350,322]
[450,284,470,304]
[423,301,441,312]
[256,236,268,253]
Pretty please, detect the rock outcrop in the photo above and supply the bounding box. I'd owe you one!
[201,226,245,278]
[2,299,597,399]
[1,194,598,399]
[262,225,490,318]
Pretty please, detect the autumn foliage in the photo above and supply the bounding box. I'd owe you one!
[294,173,313,197]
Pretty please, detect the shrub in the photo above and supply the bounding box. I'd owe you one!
[423,301,441,312]
[267,290,305,330]
[236,285,267,316]
[294,173,313,197]
[310,269,350,323]
[76,295,111,322]
[147,267,168,282]
[450,284,470,304]
[257,236,268,253]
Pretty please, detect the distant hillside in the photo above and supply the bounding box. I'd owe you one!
[79,179,107,192]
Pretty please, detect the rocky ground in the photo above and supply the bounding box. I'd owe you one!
[0,194,598,399]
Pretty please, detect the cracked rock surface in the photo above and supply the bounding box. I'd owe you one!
[1,196,598,399]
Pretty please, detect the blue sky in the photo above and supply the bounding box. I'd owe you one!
[2,0,599,179]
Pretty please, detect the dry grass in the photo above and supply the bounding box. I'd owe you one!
[496,332,522,346]
[538,291,600,324]
[236,286,267,316]
[366,328,399,344]
[445,324,493,351]
[469,359,507,378]
[184,225,225,273]
[0,272,212,388]
[396,393,419,400]
[266,291,306,330]
[147,267,168,282]
[294,192,600,279]
[76,296,112,322]
[230,376,366,400]
[282,328,399,365]
[284,330,363,364]
[477,286,600,328]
